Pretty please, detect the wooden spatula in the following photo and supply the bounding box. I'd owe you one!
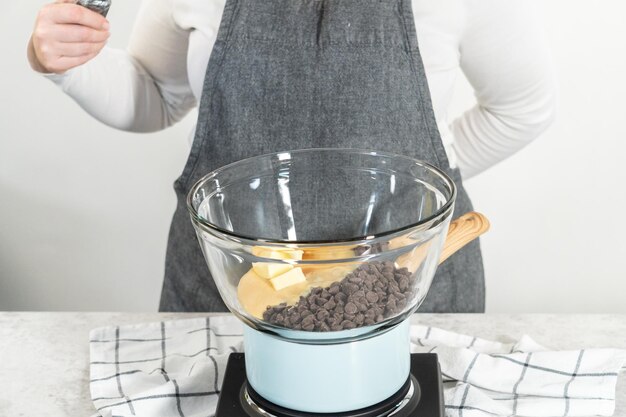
[393,211,490,271]
[439,212,490,264]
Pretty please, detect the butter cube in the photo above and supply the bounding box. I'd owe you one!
[284,249,304,260]
[269,267,307,291]
[252,262,294,279]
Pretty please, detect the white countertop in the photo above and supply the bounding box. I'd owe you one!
[1,313,625,416]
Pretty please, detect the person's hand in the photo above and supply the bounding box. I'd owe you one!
[27,0,110,74]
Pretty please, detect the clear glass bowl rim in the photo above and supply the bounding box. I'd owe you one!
[186,148,457,245]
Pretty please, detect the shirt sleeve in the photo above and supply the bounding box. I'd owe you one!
[451,0,557,178]
[44,0,196,133]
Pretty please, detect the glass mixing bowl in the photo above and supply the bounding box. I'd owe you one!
[188,148,455,343]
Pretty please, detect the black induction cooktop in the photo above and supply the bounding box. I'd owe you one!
[216,353,444,417]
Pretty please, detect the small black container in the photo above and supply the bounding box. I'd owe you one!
[76,0,111,17]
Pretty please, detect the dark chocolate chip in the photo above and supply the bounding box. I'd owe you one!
[316,309,330,321]
[323,300,336,310]
[366,291,379,303]
[334,292,347,303]
[341,320,356,330]
[342,282,359,294]
[344,302,358,314]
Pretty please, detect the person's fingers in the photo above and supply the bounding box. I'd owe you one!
[52,41,106,57]
[49,24,110,43]
[46,51,100,73]
[48,3,109,30]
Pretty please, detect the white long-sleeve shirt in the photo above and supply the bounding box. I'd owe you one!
[46,0,557,178]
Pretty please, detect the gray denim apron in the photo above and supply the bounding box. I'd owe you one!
[159,0,485,313]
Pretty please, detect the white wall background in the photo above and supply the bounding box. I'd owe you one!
[1,1,625,312]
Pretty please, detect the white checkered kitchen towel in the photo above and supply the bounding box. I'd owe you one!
[89,316,625,417]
